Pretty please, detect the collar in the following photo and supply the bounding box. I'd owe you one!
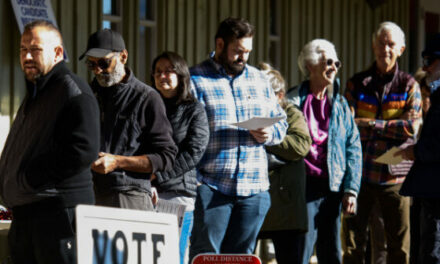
[371,61,399,81]
[207,51,248,79]
[25,61,69,98]
[299,78,341,96]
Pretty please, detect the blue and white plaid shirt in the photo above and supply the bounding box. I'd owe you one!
[190,57,288,196]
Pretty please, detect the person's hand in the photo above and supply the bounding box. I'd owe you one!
[401,109,421,120]
[150,173,157,181]
[354,118,374,127]
[394,145,415,161]
[151,187,159,206]
[342,193,357,216]
[249,127,270,143]
[91,152,118,174]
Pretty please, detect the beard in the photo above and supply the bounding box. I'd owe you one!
[217,50,246,75]
[96,59,126,87]
[22,62,42,83]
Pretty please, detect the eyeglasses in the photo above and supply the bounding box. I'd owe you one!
[85,56,115,71]
[153,68,176,77]
[326,58,341,69]
[423,56,439,67]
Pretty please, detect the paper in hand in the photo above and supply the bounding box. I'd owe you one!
[230,116,284,130]
[374,147,404,165]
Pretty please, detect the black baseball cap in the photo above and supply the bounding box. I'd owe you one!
[79,29,126,60]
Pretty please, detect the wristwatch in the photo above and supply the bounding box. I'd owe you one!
[368,120,376,127]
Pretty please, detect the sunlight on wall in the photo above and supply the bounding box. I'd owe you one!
[0,115,10,155]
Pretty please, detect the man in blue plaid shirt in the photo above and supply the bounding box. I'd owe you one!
[189,17,288,261]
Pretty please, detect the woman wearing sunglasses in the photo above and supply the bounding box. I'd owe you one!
[150,51,209,264]
[286,39,362,264]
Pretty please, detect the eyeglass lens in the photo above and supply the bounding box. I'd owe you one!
[326,59,341,69]
[86,57,113,70]
[154,69,175,77]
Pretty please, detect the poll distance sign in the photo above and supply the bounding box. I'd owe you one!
[76,205,179,264]
[192,254,262,264]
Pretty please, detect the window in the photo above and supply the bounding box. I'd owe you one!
[138,0,157,84]
[268,0,281,69]
[99,0,157,83]
[102,0,122,32]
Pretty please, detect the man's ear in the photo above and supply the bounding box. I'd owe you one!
[120,49,128,64]
[54,45,64,62]
[398,45,406,57]
[215,38,224,54]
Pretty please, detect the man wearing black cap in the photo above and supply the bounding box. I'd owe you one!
[80,29,177,210]
[397,33,440,263]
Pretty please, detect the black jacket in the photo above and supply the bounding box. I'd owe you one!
[154,98,209,197]
[400,86,440,198]
[92,69,177,194]
[0,61,100,208]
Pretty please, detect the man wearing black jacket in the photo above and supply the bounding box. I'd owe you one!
[80,29,177,210]
[0,20,100,263]
[397,33,440,264]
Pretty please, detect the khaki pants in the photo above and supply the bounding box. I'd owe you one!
[342,182,410,264]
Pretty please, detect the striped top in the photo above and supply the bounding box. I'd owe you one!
[345,63,422,185]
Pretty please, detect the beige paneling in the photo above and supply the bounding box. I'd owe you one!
[0,0,415,148]
[156,0,270,69]
[274,0,411,89]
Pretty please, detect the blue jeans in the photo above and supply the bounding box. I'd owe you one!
[302,177,342,264]
[418,198,440,264]
[189,184,271,263]
[180,211,193,264]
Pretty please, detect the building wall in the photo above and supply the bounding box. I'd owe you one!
[0,0,412,152]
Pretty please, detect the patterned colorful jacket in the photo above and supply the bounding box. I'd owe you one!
[345,63,422,185]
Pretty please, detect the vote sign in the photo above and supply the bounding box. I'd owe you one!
[76,205,179,264]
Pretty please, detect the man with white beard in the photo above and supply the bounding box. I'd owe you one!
[79,29,177,210]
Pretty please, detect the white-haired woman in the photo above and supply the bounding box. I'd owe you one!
[287,39,362,264]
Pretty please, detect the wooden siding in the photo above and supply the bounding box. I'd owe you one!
[0,0,413,151]
[276,0,411,86]
[154,0,410,87]
[156,0,270,70]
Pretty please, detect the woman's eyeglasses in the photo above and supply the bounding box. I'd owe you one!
[153,69,176,77]
[326,58,341,69]
[86,56,115,71]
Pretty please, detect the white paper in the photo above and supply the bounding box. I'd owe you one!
[374,147,404,165]
[230,116,284,130]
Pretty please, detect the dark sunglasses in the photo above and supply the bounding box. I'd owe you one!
[326,58,341,69]
[86,56,115,70]
[423,56,439,67]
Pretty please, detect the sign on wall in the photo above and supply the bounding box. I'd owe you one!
[10,0,57,33]
[10,0,68,61]
[76,205,179,264]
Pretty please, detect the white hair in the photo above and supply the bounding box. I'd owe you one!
[372,21,406,49]
[298,39,338,77]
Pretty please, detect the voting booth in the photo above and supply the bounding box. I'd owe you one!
[76,205,179,264]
